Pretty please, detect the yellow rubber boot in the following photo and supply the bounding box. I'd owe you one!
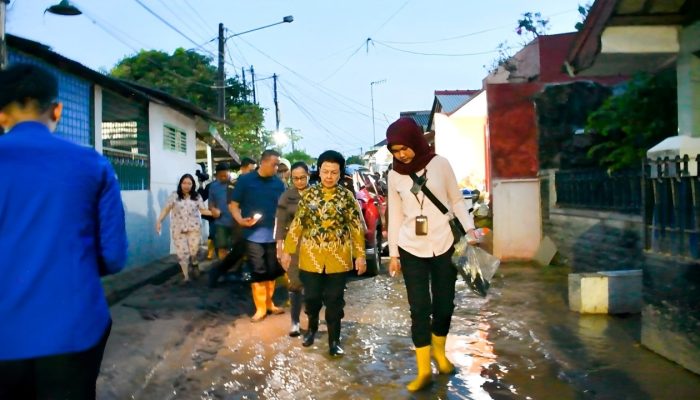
[406,346,433,392]
[431,334,455,374]
[206,239,215,260]
[250,282,267,322]
[266,280,284,315]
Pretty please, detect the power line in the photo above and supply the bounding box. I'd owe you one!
[319,40,367,82]
[153,0,211,43]
[377,8,578,45]
[278,82,367,148]
[372,39,512,57]
[131,0,216,59]
[371,0,412,36]
[181,0,213,35]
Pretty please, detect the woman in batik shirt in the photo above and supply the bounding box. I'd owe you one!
[282,150,366,357]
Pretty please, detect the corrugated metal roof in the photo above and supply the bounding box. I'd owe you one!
[399,110,431,131]
[435,94,473,114]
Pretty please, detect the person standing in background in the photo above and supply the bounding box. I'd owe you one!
[0,64,128,399]
[156,173,216,283]
[275,162,310,337]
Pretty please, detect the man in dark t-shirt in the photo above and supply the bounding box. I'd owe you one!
[230,149,286,322]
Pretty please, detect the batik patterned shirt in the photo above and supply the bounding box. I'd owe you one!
[284,184,365,274]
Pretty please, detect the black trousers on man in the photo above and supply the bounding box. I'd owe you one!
[299,270,348,343]
[399,247,457,347]
[0,322,111,400]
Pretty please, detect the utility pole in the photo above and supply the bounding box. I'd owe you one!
[273,73,280,132]
[217,23,225,118]
[285,128,301,153]
[241,67,247,102]
[0,0,9,69]
[250,66,256,104]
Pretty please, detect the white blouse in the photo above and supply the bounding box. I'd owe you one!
[387,155,475,258]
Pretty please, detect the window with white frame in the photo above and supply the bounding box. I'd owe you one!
[163,125,187,153]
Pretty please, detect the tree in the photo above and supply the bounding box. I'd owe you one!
[346,155,363,165]
[586,69,677,171]
[575,3,593,31]
[284,149,314,165]
[110,48,265,152]
[516,12,550,40]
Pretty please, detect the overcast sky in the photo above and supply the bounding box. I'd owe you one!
[7,0,585,158]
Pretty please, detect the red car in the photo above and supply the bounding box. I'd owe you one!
[345,165,387,276]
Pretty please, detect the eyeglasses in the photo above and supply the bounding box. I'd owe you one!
[291,176,308,181]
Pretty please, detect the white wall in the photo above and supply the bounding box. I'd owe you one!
[121,102,199,268]
[492,178,541,260]
[433,91,488,190]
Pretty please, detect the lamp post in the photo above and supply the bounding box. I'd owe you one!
[217,16,293,118]
[1,0,9,69]
[370,79,386,148]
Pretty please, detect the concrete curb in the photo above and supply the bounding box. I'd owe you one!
[101,255,180,306]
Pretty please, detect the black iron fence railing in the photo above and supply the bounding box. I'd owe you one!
[644,155,700,259]
[103,147,150,191]
[555,168,642,214]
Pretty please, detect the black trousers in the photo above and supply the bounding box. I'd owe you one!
[0,322,111,400]
[399,247,457,347]
[299,270,348,341]
[246,241,284,283]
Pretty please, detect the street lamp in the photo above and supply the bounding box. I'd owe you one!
[217,16,294,118]
[46,0,82,16]
[370,79,386,147]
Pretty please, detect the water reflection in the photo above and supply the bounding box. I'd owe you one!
[118,263,700,399]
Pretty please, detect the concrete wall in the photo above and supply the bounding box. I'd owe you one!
[492,178,541,260]
[541,172,700,375]
[122,103,199,268]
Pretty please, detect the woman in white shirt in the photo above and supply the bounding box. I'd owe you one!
[386,117,475,392]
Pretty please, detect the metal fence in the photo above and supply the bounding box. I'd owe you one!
[644,155,700,259]
[103,147,150,191]
[555,168,642,214]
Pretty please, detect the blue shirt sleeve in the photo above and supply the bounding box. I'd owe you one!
[97,158,128,276]
[230,175,245,204]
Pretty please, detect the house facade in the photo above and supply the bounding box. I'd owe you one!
[7,34,239,269]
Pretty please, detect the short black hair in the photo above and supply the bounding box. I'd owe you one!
[317,150,345,173]
[240,157,256,167]
[0,64,58,112]
[290,161,309,173]
[260,149,280,161]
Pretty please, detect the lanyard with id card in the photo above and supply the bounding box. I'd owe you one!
[411,170,428,235]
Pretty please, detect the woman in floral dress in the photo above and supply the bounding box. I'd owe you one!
[156,173,216,282]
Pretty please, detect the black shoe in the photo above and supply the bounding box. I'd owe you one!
[329,341,344,357]
[207,266,221,288]
[302,330,316,347]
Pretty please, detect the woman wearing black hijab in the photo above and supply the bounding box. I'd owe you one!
[386,117,475,392]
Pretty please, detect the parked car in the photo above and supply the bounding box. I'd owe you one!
[344,165,387,276]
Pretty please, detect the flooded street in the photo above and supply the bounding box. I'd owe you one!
[97,262,700,399]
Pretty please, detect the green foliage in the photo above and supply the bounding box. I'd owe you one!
[284,149,314,165]
[516,12,550,39]
[110,48,264,152]
[575,3,593,31]
[346,155,364,165]
[586,69,677,171]
[218,104,268,159]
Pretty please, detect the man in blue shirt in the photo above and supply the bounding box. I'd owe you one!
[230,149,286,322]
[0,64,128,398]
